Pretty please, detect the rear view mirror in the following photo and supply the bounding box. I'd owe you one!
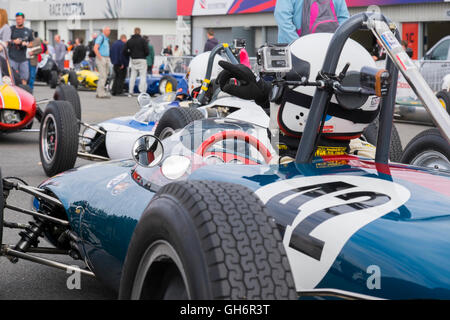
[132,135,164,168]
[137,93,152,108]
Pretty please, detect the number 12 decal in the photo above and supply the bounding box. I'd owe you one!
[255,176,410,290]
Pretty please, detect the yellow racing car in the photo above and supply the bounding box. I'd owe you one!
[61,69,99,91]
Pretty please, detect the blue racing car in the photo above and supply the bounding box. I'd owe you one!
[124,56,189,96]
[1,14,450,300]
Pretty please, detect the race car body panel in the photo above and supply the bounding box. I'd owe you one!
[200,96,270,128]
[0,84,36,131]
[38,156,450,298]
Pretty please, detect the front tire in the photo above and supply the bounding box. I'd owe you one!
[54,84,82,122]
[39,101,79,177]
[0,168,4,246]
[68,71,79,89]
[436,90,450,114]
[49,70,58,89]
[158,75,178,95]
[119,181,297,300]
[154,107,204,139]
[401,128,450,171]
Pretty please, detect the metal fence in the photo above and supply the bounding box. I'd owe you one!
[418,60,450,92]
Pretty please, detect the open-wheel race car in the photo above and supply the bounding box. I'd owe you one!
[2,13,450,300]
[0,42,80,136]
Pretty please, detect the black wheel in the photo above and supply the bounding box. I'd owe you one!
[436,90,450,114]
[362,118,403,162]
[68,71,79,89]
[18,84,33,94]
[119,180,296,300]
[0,168,4,246]
[39,101,79,177]
[154,107,204,139]
[49,70,58,89]
[401,128,450,171]
[54,84,81,122]
[158,75,178,95]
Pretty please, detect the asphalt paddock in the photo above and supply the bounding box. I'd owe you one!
[0,84,429,300]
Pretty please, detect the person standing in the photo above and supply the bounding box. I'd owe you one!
[144,36,155,74]
[54,35,66,71]
[162,45,173,56]
[72,38,87,69]
[27,31,42,91]
[204,29,218,52]
[173,45,182,57]
[88,32,98,71]
[124,27,149,97]
[110,34,129,96]
[0,9,11,43]
[274,0,349,43]
[94,27,111,99]
[8,12,33,85]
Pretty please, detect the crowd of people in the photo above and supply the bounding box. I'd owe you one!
[0,4,416,99]
[0,9,183,99]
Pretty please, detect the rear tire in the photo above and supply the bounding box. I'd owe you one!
[119,180,297,300]
[39,101,79,177]
[401,128,450,171]
[158,75,178,95]
[49,71,58,89]
[362,118,403,162]
[54,84,82,122]
[154,107,204,139]
[68,71,79,89]
[436,90,450,114]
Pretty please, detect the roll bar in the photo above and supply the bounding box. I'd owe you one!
[195,43,239,105]
[296,12,450,164]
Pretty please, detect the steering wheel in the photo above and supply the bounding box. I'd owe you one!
[196,130,273,164]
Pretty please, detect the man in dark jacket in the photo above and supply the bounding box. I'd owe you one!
[110,34,129,96]
[204,29,218,52]
[124,27,149,96]
[72,38,87,69]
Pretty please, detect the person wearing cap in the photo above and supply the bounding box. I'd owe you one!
[8,12,33,85]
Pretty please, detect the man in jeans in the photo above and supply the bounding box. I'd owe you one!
[28,31,42,91]
[8,12,33,85]
[94,27,111,99]
[124,27,149,97]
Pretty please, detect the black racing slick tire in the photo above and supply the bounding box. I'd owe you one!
[0,168,4,246]
[436,90,450,115]
[49,70,58,89]
[158,75,178,95]
[54,84,82,122]
[154,107,204,139]
[39,101,79,177]
[119,180,297,300]
[362,118,403,162]
[68,71,79,89]
[400,128,450,171]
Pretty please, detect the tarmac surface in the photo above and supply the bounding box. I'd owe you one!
[0,84,430,300]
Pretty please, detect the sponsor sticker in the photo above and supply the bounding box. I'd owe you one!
[380,32,401,51]
[396,51,415,71]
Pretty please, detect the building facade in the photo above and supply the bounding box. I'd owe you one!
[0,0,179,55]
[178,0,450,59]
